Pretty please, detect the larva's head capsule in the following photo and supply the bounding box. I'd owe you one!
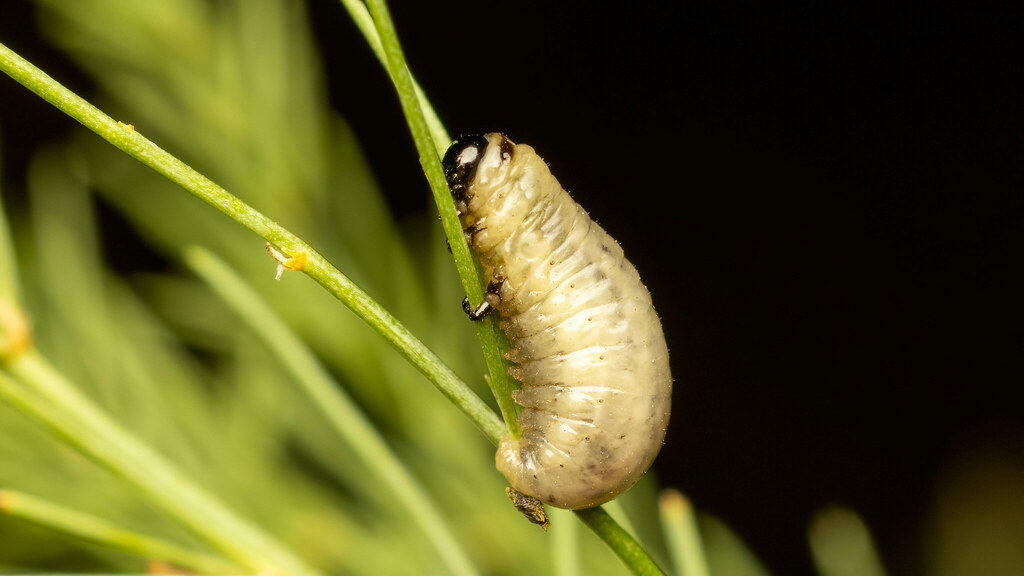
[442,135,490,208]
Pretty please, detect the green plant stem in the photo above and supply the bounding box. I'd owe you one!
[184,246,478,576]
[575,507,667,576]
[0,41,503,444]
[659,490,710,576]
[550,509,581,576]
[0,489,239,574]
[333,0,449,153]
[362,0,521,440]
[0,358,318,576]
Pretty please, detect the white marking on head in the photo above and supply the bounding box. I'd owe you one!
[457,145,480,167]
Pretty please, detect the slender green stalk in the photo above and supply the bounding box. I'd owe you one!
[575,507,667,576]
[363,0,520,440]
[808,505,888,576]
[0,41,503,443]
[0,360,318,576]
[332,0,450,153]
[659,490,710,576]
[184,246,478,576]
[0,490,239,574]
[605,499,640,537]
[550,509,581,576]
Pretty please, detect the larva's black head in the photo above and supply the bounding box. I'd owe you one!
[442,134,489,205]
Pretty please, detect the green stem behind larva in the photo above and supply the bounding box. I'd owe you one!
[332,0,450,152]
[359,0,522,439]
[576,507,668,576]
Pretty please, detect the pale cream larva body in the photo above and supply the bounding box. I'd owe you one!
[443,133,672,510]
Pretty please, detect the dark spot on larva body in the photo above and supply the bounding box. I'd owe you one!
[498,135,516,162]
[464,221,487,243]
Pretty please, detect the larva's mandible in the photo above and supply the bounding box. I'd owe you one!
[443,133,673,510]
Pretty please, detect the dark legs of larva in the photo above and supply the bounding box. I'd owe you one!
[462,277,504,321]
[506,487,550,531]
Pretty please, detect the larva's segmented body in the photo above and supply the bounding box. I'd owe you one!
[443,133,672,510]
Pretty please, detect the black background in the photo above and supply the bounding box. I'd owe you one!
[2,3,1022,575]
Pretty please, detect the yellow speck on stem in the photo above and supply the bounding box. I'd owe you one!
[265,243,308,281]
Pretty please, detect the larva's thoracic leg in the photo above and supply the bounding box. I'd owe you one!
[463,222,486,245]
[462,277,504,321]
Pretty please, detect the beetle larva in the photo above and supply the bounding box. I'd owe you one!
[442,133,672,510]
